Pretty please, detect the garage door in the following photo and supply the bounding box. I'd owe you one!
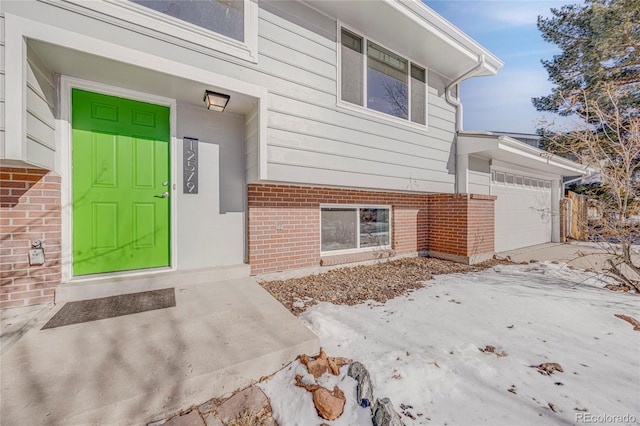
[492,170,552,252]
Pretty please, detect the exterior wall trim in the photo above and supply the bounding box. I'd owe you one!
[40,0,259,63]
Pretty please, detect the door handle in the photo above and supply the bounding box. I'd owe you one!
[155,192,169,198]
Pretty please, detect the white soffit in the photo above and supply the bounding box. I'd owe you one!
[458,132,588,177]
[304,0,503,79]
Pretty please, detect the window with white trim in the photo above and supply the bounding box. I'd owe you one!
[132,0,244,41]
[339,27,427,125]
[321,206,391,252]
[80,0,257,62]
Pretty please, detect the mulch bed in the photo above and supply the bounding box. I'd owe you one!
[260,256,511,315]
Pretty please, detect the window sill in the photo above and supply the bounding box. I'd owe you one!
[336,100,429,133]
[320,245,393,257]
[320,247,396,267]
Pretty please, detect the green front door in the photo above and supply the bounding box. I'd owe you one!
[72,89,170,275]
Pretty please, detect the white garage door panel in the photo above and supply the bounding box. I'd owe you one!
[493,184,552,252]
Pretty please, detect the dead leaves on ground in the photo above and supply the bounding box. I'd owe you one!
[479,345,508,357]
[532,363,564,375]
[260,256,512,315]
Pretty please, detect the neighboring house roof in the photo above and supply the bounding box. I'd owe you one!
[458,131,588,177]
[491,131,542,149]
[303,0,504,79]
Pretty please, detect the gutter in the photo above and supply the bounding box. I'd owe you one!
[445,54,486,132]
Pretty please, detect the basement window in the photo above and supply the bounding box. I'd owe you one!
[321,206,391,252]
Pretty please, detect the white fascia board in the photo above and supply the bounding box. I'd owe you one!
[458,132,588,177]
[496,136,588,175]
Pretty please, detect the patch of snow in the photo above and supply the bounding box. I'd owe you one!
[293,296,315,309]
[260,360,372,425]
[262,263,640,425]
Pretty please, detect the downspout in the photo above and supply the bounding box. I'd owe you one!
[445,54,486,193]
[445,54,486,133]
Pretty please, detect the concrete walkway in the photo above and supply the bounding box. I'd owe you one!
[0,277,318,426]
[499,242,639,272]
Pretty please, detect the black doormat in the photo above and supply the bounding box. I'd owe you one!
[42,288,176,329]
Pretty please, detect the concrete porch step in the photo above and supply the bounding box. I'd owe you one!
[56,263,251,303]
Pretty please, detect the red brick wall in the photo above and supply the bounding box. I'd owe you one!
[0,167,61,308]
[248,184,428,274]
[427,194,496,263]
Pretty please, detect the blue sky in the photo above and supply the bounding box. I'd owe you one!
[425,0,578,134]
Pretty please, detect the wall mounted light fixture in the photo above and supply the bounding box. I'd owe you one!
[203,90,230,112]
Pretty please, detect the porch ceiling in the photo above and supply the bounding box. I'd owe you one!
[458,132,589,177]
[28,39,258,114]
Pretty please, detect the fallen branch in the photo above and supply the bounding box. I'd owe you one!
[606,259,640,292]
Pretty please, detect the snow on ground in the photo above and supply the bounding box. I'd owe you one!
[260,262,640,426]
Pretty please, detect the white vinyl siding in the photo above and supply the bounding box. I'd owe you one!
[26,45,56,169]
[468,156,490,195]
[3,0,458,193]
[0,14,4,158]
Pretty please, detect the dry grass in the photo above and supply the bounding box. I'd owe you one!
[260,256,511,315]
[226,407,275,426]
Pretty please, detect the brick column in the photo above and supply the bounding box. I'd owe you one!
[0,167,61,307]
[426,193,496,264]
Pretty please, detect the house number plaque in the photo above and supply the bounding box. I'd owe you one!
[183,137,198,194]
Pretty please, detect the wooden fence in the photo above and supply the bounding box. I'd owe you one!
[568,191,588,240]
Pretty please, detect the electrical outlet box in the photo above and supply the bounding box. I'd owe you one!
[29,248,45,265]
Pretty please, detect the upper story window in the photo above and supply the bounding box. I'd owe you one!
[339,27,427,126]
[65,0,259,62]
[131,0,244,42]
